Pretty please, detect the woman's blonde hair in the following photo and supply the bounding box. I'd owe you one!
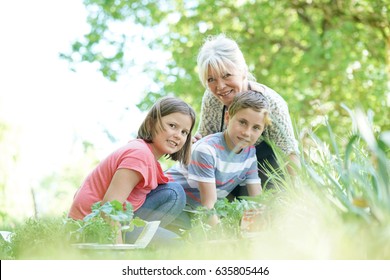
[137,96,196,165]
[197,33,255,88]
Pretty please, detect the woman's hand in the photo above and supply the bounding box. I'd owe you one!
[192,132,202,143]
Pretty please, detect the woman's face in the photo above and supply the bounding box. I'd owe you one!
[207,64,246,107]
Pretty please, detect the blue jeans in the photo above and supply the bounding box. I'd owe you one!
[125,182,186,245]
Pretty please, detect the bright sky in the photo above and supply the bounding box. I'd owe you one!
[0,1,151,217]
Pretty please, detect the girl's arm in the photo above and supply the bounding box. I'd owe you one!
[198,181,219,226]
[246,183,262,197]
[102,168,142,244]
[103,169,141,203]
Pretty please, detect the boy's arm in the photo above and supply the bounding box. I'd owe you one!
[198,181,219,226]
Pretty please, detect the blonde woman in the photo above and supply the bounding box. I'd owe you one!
[195,34,299,191]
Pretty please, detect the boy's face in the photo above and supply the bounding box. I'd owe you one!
[224,108,266,151]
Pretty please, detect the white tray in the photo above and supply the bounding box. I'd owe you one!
[72,220,160,250]
[0,231,13,242]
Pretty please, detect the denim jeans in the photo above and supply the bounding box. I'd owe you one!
[125,182,186,245]
[134,182,186,226]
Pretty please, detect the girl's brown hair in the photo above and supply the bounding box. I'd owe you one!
[137,96,196,165]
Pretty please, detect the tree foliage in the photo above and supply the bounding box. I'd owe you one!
[61,0,390,139]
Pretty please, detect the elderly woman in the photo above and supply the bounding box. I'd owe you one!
[195,33,299,191]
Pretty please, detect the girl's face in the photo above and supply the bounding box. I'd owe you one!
[151,112,193,159]
[224,108,266,152]
[207,64,246,107]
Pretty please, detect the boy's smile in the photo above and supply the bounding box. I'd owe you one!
[224,108,266,152]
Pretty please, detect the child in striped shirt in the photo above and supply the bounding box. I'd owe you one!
[166,90,271,226]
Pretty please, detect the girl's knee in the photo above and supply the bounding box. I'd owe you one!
[165,182,186,200]
[166,183,186,211]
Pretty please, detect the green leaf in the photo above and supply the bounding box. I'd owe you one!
[132,217,146,227]
[110,200,124,211]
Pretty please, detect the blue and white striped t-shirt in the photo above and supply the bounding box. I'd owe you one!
[166,132,260,207]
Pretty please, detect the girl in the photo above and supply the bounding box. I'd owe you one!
[68,96,196,243]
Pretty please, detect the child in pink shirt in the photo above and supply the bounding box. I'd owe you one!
[69,96,196,244]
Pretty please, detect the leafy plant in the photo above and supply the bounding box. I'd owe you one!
[67,200,146,244]
[186,198,262,242]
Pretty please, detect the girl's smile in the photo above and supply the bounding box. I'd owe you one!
[151,112,193,159]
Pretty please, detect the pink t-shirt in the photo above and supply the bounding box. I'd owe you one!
[68,139,168,220]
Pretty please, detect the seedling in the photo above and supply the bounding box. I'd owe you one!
[186,198,263,241]
[68,200,146,244]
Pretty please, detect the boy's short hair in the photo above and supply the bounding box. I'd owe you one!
[228,90,272,127]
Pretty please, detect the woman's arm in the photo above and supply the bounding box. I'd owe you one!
[252,82,300,176]
[196,90,225,137]
[102,168,142,243]
[287,152,300,176]
[246,183,262,197]
[198,181,219,226]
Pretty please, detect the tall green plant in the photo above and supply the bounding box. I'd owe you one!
[296,106,390,224]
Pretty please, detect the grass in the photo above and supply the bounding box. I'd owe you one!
[1,106,389,260]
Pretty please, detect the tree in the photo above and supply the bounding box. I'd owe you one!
[61,0,390,140]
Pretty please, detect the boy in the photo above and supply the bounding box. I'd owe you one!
[166,90,271,225]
